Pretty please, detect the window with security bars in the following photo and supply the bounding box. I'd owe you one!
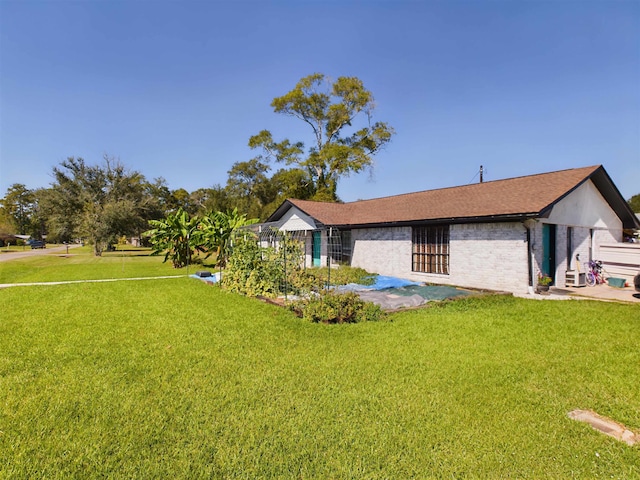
[412,225,450,274]
[327,229,351,266]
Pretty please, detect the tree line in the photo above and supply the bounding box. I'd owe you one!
[2,72,637,252]
[0,73,395,252]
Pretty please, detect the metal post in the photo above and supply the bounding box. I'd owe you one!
[283,233,288,301]
[327,228,331,290]
[186,233,190,277]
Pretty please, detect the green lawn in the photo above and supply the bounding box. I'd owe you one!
[0,246,190,284]
[1,256,639,478]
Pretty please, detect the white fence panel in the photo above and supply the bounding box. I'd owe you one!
[598,243,640,282]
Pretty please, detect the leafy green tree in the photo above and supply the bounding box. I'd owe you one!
[190,185,230,215]
[249,73,395,201]
[142,177,175,221]
[0,183,37,235]
[47,156,149,255]
[145,208,201,268]
[0,206,15,241]
[225,159,274,219]
[263,167,315,216]
[628,194,640,213]
[169,188,197,215]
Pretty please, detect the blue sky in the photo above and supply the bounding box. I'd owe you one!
[1,0,638,203]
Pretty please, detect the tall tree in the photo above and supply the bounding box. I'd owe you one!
[225,159,274,219]
[0,184,36,235]
[266,167,315,212]
[628,193,640,213]
[170,188,196,214]
[249,73,394,201]
[48,156,148,255]
[190,185,230,215]
[142,177,174,221]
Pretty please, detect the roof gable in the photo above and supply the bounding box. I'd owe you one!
[267,165,639,229]
[278,206,317,231]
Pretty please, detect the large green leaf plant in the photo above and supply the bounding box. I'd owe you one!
[145,208,201,268]
[198,208,258,268]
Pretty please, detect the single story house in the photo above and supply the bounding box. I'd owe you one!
[262,165,639,294]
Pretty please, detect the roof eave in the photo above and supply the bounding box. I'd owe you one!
[330,213,540,229]
[537,165,640,229]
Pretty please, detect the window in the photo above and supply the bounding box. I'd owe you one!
[340,230,352,265]
[566,226,573,270]
[412,226,449,274]
[327,229,351,265]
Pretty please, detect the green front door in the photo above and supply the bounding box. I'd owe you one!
[542,224,556,282]
[312,231,321,267]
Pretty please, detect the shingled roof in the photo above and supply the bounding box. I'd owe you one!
[268,165,639,229]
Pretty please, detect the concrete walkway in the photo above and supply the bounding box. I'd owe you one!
[0,275,186,289]
[517,284,640,304]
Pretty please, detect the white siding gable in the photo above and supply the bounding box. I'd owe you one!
[279,207,318,231]
[546,180,622,230]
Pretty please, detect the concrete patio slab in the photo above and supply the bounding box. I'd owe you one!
[518,284,640,304]
[552,284,640,303]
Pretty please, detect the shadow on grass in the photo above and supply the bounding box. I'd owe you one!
[103,253,155,257]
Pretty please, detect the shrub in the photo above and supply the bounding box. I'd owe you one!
[290,291,384,324]
[222,234,308,298]
[306,266,375,288]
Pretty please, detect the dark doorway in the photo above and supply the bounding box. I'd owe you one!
[542,224,556,283]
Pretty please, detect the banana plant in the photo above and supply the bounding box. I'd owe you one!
[199,208,258,268]
[144,208,202,268]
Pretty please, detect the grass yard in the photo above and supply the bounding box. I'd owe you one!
[0,246,187,284]
[1,255,639,478]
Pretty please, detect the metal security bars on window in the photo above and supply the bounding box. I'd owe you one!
[412,225,450,274]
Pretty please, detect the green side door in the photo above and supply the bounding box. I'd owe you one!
[541,224,556,282]
[312,231,321,267]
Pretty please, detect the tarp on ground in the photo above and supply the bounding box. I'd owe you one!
[190,271,221,285]
[336,275,420,292]
[355,290,427,310]
[336,275,470,310]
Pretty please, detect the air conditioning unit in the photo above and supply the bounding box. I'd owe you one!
[565,270,586,287]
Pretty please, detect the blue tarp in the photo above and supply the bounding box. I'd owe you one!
[190,271,221,284]
[369,275,421,290]
[337,275,421,292]
[336,275,470,303]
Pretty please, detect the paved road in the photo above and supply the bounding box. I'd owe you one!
[0,244,81,262]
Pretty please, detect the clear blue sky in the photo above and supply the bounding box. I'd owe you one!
[1,0,638,202]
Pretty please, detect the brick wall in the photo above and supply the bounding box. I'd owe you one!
[449,223,529,293]
[351,222,530,294]
[351,227,412,278]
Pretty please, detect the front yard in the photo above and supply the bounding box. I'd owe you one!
[1,269,638,477]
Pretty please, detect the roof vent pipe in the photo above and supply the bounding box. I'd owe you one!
[480,165,484,183]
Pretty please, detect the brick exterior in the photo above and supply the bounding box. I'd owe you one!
[305,213,622,295]
[267,169,632,295]
[351,223,530,294]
